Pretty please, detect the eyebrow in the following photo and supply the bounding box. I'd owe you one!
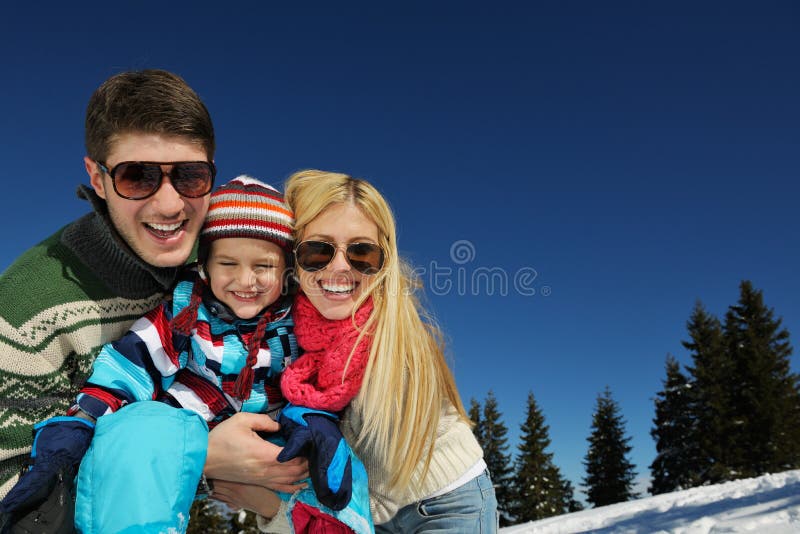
[304,234,377,243]
[213,252,281,261]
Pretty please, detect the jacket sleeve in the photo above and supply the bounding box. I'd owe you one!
[256,500,291,534]
[76,303,185,419]
[0,416,94,518]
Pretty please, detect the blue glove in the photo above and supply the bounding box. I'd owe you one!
[278,405,353,511]
[0,417,94,520]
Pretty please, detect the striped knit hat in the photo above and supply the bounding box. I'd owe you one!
[199,175,294,260]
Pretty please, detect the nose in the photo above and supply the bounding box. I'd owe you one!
[238,266,258,288]
[327,247,351,272]
[148,170,184,216]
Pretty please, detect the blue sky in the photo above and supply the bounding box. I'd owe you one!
[2,2,798,497]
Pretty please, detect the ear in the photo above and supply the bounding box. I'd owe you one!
[198,264,207,281]
[84,156,107,200]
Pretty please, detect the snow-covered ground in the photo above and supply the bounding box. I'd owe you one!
[500,470,800,533]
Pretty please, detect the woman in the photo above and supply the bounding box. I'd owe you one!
[218,169,497,533]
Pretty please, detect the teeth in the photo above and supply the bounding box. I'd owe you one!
[321,282,355,294]
[233,292,258,298]
[147,222,183,232]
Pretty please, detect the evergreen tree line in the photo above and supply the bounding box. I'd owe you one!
[468,280,797,526]
[650,280,800,493]
[469,386,638,526]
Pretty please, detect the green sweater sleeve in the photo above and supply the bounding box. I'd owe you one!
[0,228,163,497]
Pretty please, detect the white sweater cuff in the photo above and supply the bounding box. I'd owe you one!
[256,499,291,534]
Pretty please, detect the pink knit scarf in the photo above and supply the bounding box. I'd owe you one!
[281,292,374,412]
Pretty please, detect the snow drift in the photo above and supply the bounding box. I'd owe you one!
[500,469,800,533]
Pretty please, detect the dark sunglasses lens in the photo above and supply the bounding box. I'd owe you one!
[172,163,215,197]
[296,242,336,271]
[347,243,384,274]
[114,163,161,199]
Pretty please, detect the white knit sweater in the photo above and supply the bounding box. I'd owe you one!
[340,400,484,525]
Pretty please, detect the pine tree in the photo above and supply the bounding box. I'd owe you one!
[723,280,800,477]
[559,475,584,513]
[468,396,484,448]
[582,387,637,507]
[480,391,514,526]
[650,355,698,494]
[683,300,732,483]
[187,500,261,533]
[229,508,261,532]
[186,500,229,534]
[512,391,570,522]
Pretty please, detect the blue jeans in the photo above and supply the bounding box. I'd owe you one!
[375,470,498,533]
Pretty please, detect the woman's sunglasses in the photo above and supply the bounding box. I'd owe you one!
[294,240,385,275]
[96,160,216,200]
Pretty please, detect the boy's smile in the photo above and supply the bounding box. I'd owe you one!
[205,237,286,320]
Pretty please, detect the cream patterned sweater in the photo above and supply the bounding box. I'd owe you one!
[0,187,178,498]
[340,399,484,525]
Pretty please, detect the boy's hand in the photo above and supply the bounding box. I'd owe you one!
[278,405,353,511]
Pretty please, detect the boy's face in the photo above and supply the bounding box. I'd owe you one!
[204,237,287,320]
[85,132,211,268]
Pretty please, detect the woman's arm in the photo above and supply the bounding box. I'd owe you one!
[211,479,282,517]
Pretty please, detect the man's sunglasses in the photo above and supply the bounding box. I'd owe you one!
[95,160,216,200]
[294,240,385,275]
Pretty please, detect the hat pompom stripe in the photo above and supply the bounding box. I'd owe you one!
[211,192,290,207]
[207,204,293,223]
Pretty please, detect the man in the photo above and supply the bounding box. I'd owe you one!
[0,70,306,530]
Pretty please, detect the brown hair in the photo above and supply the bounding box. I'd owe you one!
[85,69,215,162]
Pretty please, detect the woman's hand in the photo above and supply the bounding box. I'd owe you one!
[204,412,309,492]
[211,480,282,517]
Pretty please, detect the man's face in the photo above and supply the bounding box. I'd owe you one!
[85,133,211,268]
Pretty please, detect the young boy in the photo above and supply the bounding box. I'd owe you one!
[1,176,299,531]
[75,175,298,425]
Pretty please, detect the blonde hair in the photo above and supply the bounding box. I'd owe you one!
[285,169,470,490]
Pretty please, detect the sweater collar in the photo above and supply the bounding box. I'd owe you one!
[60,185,180,299]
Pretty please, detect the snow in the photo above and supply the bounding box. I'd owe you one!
[500,470,800,533]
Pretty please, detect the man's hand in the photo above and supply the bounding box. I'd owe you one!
[205,412,308,492]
